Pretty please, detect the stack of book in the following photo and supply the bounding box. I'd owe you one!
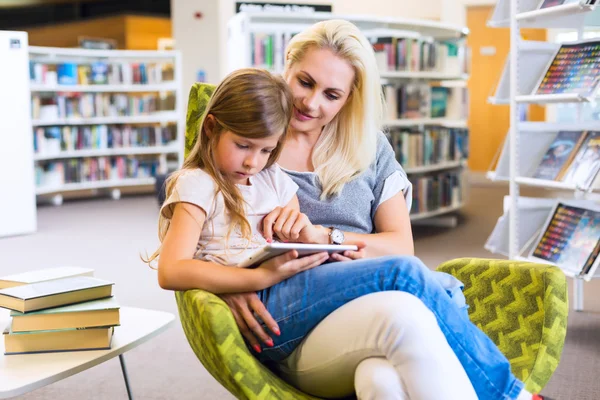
[0,267,119,355]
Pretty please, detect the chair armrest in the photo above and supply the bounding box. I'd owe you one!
[436,258,568,392]
[175,290,320,400]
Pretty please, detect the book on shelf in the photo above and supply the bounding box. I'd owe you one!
[561,131,600,189]
[31,92,176,121]
[30,60,175,86]
[430,87,449,118]
[368,33,464,74]
[410,171,463,215]
[3,324,114,355]
[532,131,587,181]
[0,266,93,289]
[33,125,177,156]
[388,127,469,168]
[35,155,163,189]
[10,296,120,333]
[383,83,467,121]
[532,38,600,98]
[529,201,600,278]
[0,276,114,313]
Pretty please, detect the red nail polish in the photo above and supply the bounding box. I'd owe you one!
[266,238,272,243]
[253,344,262,353]
[266,339,274,347]
[273,328,281,336]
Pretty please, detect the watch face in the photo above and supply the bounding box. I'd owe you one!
[331,229,344,244]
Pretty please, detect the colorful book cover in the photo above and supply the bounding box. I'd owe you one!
[532,203,600,274]
[532,131,587,180]
[535,40,600,97]
[430,87,448,118]
[561,131,600,189]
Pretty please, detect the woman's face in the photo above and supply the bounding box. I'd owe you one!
[286,47,355,134]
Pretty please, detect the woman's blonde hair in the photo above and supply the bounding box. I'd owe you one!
[145,68,293,266]
[283,19,384,199]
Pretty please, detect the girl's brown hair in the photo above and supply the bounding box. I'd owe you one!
[145,68,293,266]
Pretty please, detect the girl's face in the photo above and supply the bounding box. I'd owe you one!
[213,130,280,185]
[286,47,355,135]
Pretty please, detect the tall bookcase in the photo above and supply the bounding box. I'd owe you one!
[484,0,600,310]
[28,46,184,205]
[228,11,470,227]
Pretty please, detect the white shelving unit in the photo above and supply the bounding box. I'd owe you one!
[228,11,470,227]
[486,0,600,311]
[28,46,184,205]
[0,31,37,237]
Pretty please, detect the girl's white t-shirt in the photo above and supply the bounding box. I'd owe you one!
[161,164,299,267]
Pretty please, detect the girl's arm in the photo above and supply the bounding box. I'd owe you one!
[158,202,328,293]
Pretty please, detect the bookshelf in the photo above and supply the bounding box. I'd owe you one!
[485,0,600,310]
[28,46,184,205]
[227,11,470,227]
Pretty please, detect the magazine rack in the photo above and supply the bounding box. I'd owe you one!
[486,0,600,311]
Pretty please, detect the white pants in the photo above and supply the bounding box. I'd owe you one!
[277,292,477,400]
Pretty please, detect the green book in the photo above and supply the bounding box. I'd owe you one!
[0,276,114,313]
[10,296,120,332]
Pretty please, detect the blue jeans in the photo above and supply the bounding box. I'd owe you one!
[254,255,524,400]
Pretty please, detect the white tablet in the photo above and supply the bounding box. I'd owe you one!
[237,243,359,268]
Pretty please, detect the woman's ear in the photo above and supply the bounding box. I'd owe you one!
[204,114,216,138]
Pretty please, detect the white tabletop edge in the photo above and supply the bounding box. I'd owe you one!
[0,307,176,399]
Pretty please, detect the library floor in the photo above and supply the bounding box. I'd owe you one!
[1,184,599,399]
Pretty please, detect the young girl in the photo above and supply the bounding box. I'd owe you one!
[148,68,330,304]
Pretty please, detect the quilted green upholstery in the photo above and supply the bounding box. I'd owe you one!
[174,83,568,399]
[184,83,216,158]
[437,258,568,394]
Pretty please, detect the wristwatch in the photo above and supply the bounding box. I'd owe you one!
[329,227,345,245]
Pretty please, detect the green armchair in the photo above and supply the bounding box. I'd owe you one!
[174,83,568,399]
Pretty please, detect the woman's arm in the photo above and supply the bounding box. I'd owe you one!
[344,191,414,257]
[158,203,328,293]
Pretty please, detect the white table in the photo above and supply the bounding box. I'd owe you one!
[0,306,175,399]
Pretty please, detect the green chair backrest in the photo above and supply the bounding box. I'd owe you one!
[184,83,217,159]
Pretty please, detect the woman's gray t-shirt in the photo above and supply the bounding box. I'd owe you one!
[283,132,412,234]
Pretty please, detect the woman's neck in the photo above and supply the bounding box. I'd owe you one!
[279,128,321,172]
[289,127,321,148]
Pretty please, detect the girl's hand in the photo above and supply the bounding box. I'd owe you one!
[219,292,279,353]
[258,250,329,283]
[329,241,367,262]
[262,206,328,243]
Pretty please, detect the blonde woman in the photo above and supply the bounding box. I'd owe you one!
[219,20,549,400]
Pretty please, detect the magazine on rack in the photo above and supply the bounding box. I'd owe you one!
[529,201,600,279]
[532,38,600,98]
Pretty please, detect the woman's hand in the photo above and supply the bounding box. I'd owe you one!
[262,206,328,243]
[257,249,329,283]
[329,241,367,262]
[219,292,280,353]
